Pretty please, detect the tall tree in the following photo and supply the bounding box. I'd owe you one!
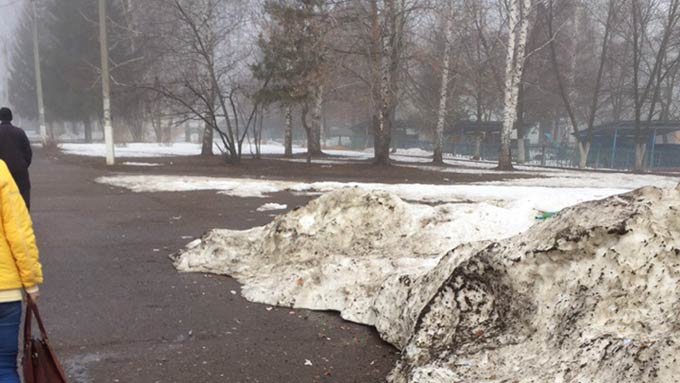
[253,0,329,161]
[8,4,39,122]
[499,0,532,170]
[630,0,680,171]
[10,0,146,142]
[459,0,505,160]
[545,0,619,169]
[432,1,457,164]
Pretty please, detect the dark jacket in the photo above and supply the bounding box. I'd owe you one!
[0,122,32,209]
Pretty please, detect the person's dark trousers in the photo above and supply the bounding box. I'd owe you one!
[21,189,30,211]
[0,301,21,383]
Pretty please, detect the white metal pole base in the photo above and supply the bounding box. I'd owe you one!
[104,122,115,165]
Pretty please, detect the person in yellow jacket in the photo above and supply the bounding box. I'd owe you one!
[0,159,42,383]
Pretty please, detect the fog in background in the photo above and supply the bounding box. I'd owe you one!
[0,0,21,107]
[1,0,679,172]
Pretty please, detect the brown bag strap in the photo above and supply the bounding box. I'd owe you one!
[24,295,49,341]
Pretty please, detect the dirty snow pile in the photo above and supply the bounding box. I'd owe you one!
[387,185,680,382]
[174,185,680,382]
[172,189,535,325]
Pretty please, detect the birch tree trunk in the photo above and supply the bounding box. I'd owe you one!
[474,135,482,160]
[201,17,217,158]
[499,0,531,170]
[631,0,680,171]
[578,142,591,169]
[284,106,293,157]
[635,143,647,171]
[369,0,387,164]
[375,12,393,165]
[433,3,455,164]
[516,83,526,164]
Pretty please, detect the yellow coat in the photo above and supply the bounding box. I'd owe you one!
[0,159,42,293]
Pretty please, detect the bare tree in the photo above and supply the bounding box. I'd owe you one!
[366,0,411,165]
[499,0,532,170]
[459,0,505,160]
[143,0,263,163]
[629,0,680,171]
[546,0,619,169]
[432,1,457,164]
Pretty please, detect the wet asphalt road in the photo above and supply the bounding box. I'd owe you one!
[30,151,398,383]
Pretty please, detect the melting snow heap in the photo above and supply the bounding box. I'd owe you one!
[173,186,680,383]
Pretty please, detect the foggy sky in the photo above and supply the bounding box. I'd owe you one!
[0,0,21,107]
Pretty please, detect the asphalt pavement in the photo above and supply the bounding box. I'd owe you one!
[30,150,397,383]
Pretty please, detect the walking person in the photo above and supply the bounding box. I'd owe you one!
[0,107,33,210]
[0,159,42,383]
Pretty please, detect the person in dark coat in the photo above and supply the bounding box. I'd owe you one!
[0,108,33,210]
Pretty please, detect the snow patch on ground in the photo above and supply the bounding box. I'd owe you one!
[63,143,680,190]
[121,162,162,167]
[62,143,209,157]
[399,162,680,189]
[486,170,680,189]
[256,203,288,212]
[61,142,307,158]
[96,175,627,211]
[97,175,286,198]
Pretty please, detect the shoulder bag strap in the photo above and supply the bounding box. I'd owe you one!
[25,295,49,339]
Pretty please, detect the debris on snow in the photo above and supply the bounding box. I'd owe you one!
[256,203,288,212]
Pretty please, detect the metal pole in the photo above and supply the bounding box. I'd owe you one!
[2,41,10,106]
[99,0,115,165]
[610,128,618,169]
[649,129,656,170]
[31,0,48,145]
